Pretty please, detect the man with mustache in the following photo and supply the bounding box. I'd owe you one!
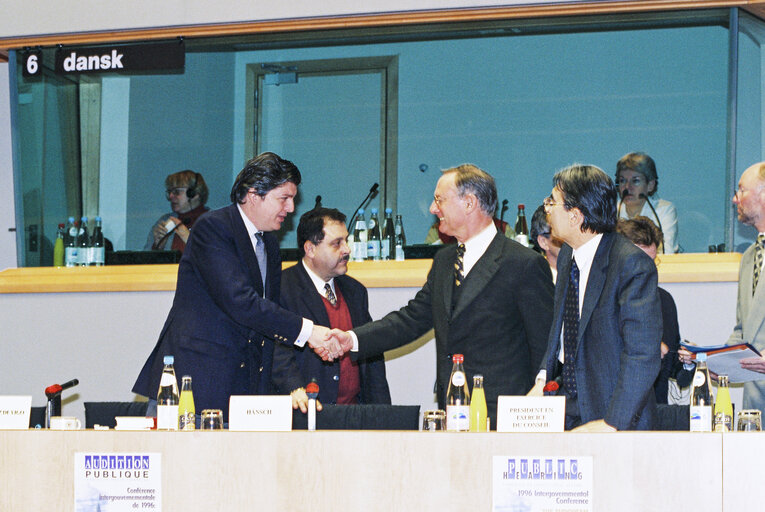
[273,207,391,411]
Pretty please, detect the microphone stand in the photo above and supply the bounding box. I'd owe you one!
[499,199,509,224]
[347,184,379,231]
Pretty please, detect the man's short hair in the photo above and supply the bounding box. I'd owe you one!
[443,164,498,217]
[616,152,658,196]
[166,170,209,205]
[297,207,347,257]
[230,152,302,204]
[616,216,664,248]
[553,164,617,234]
[530,204,550,252]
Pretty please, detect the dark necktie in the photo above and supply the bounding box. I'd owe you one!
[324,283,337,307]
[254,231,267,292]
[754,234,765,295]
[563,257,580,398]
[454,243,466,287]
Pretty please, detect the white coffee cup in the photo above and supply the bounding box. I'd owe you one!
[50,416,81,430]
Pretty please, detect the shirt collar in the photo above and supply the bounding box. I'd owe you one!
[463,221,497,254]
[571,233,603,274]
[302,259,335,296]
[236,204,261,237]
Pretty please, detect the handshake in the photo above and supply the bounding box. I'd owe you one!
[307,325,354,361]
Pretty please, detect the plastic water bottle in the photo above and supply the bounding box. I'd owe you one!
[64,217,79,267]
[514,204,529,247]
[446,353,470,432]
[53,223,65,267]
[394,214,406,261]
[353,209,368,262]
[178,375,196,431]
[91,216,105,266]
[367,208,381,260]
[157,355,180,430]
[381,208,395,260]
[689,352,713,432]
[78,216,90,266]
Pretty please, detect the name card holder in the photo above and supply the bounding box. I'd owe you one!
[0,395,32,429]
[228,395,292,431]
[496,396,565,432]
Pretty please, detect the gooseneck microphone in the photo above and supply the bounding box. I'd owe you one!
[45,378,79,398]
[347,183,379,231]
[314,195,322,209]
[499,199,509,224]
[44,378,79,428]
[616,188,628,219]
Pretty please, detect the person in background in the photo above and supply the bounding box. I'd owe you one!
[326,164,554,428]
[530,203,563,283]
[615,152,678,254]
[145,170,210,252]
[616,216,693,404]
[133,153,338,421]
[273,207,391,411]
[529,164,661,431]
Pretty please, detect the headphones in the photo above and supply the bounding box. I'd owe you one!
[186,172,201,199]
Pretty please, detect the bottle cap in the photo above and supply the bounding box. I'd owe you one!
[452,353,464,363]
[181,375,192,383]
[518,204,525,209]
[358,208,365,215]
[81,216,88,222]
[68,216,75,223]
[696,352,707,362]
[385,208,392,214]
[58,223,64,228]
[164,355,174,365]
[718,374,729,386]
[95,216,102,222]
[371,208,378,214]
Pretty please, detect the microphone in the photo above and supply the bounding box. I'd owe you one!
[639,193,664,253]
[347,183,379,231]
[152,221,181,250]
[314,195,322,209]
[45,378,79,398]
[499,199,509,224]
[616,188,629,219]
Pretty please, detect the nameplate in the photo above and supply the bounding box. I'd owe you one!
[0,395,32,429]
[228,395,292,431]
[496,396,565,432]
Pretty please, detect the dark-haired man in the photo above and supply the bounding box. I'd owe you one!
[133,152,337,421]
[530,203,562,282]
[529,164,661,431]
[327,164,554,428]
[273,208,391,411]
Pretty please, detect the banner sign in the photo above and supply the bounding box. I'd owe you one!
[493,455,593,512]
[74,452,162,511]
[50,42,184,75]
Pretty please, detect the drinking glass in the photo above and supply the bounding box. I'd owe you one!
[422,409,446,431]
[736,410,762,432]
[200,409,224,430]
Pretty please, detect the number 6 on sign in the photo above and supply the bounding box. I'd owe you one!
[23,51,42,77]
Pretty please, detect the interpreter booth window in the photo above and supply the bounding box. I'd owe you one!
[9,8,746,266]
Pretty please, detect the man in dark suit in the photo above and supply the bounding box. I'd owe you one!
[273,207,391,411]
[327,164,554,427]
[133,152,336,421]
[529,164,661,431]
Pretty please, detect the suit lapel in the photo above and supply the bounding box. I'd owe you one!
[742,246,765,338]
[451,233,504,320]
[577,232,613,345]
[228,204,265,297]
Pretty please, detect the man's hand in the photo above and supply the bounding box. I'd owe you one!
[327,329,354,354]
[571,419,616,432]
[740,356,765,374]
[527,380,544,397]
[307,325,343,361]
[660,342,669,359]
[290,387,323,414]
[678,347,694,365]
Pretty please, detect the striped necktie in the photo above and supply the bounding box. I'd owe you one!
[324,283,337,306]
[754,234,765,295]
[454,243,466,287]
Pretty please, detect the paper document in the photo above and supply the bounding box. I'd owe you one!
[680,342,764,383]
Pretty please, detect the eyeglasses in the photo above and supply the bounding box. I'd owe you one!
[543,196,564,209]
[616,176,646,187]
[165,187,188,198]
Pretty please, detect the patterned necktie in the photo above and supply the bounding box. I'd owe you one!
[754,234,765,295]
[562,257,580,398]
[454,243,466,287]
[254,231,267,292]
[324,283,337,306]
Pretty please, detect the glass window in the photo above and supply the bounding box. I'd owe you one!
[10,8,744,265]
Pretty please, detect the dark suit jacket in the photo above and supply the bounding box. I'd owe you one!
[354,231,554,425]
[273,261,391,404]
[542,232,661,430]
[132,204,304,420]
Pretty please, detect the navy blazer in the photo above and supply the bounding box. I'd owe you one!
[354,232,554,425]
[272,260,391,404]
[132,204,304,420]
[542,232,661,430]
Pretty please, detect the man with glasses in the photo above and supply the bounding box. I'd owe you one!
[529,164,661,431]
[134,153,339,421]
[145,170,210,252]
